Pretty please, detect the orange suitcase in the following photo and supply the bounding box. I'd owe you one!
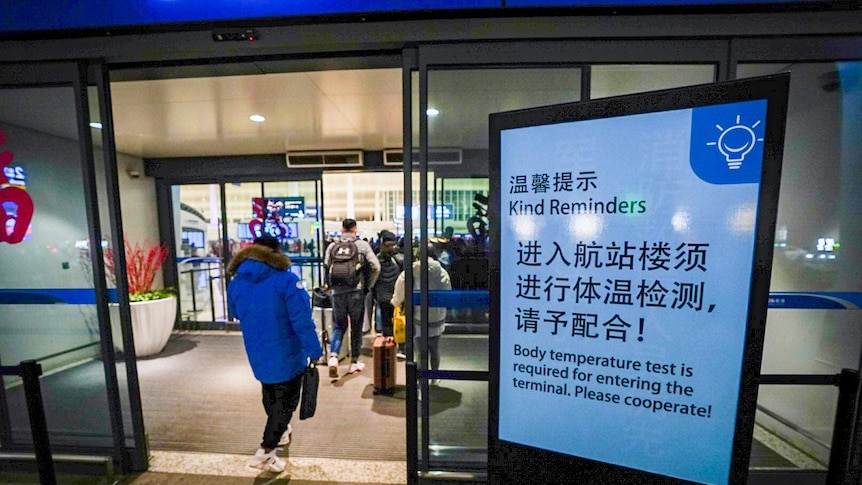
[373,335,397,394]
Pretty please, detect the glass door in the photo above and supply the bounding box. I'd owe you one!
[171,178,324,329]
[409,41,724,481]
[0,62,141,470]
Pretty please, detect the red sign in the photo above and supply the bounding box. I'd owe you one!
[0,127,34,244]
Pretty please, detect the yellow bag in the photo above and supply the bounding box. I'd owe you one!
[393,304,406,344]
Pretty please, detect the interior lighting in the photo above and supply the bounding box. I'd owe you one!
[249,114,266,123]
[89,122,102,129]
[426,108,440,116]
[816,237,836,252]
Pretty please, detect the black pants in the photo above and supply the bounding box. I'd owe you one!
[260,372,303,450]
[378,301,395,337]
[332,290,366,362]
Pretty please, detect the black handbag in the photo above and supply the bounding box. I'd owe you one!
[312,287,332,308]
[299,363,319,420]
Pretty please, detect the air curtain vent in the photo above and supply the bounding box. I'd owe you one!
[286,151,364,168]
[383,148,462,167]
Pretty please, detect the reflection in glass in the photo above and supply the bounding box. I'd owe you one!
[736,62,861,293]
[738,62,862,475]
[0,86,115,450]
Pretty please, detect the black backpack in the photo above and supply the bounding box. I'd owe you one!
[328,240,364,289]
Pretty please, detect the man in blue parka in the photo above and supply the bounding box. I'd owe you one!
[227,236,323,473]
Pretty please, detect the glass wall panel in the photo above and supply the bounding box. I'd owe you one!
[416,67,582,473]
[737,62,862,466]
[322,171,423,241]
[423,379,488,471]
[426,68,582,378]
[590,64,716,99]
[0,85,115,449]
[173,183,226,326]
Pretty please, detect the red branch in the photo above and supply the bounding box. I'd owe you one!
[105,239,168,294]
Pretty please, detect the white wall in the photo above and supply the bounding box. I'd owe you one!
[115,152,161,289]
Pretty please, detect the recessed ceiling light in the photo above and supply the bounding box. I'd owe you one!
[249,114,266,123]
[89,122,103,129]
[426,108,440,116]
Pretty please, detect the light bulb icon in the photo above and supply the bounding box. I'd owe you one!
[707,115,763,169]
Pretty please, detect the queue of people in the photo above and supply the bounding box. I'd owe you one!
[225,218,455,473]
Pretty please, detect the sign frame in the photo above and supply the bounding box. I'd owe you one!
[488,74,789,485]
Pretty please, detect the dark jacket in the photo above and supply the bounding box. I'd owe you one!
[373,251,403,305]
[227,245,322,384]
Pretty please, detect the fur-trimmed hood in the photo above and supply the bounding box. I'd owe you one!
[226,244,321,384]
[227,245,291,276]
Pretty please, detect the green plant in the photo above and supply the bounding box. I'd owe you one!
[130,287,177,302]
[105,238,175,301]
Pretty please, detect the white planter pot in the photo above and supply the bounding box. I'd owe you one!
[115,297,177,358]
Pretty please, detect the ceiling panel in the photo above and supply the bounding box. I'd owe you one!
[3,64,715,161]
[108,68,404,158]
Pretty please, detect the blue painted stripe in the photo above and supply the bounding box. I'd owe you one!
[0,289,119,305]
[411,290,490,308]
[768,292,861,310]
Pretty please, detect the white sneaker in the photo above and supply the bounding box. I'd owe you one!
[249,448,286,472]
[396,352,406,360]
[348,362,365,374]
[328,355,339,378]
[262,454,286,473]
[277,423,292,446]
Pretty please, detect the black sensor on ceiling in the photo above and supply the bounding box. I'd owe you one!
[212,29,259,42]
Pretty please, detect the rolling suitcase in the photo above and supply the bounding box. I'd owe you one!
[372,335,397,395]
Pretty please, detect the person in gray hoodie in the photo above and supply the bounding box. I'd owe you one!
[391,244,451,383]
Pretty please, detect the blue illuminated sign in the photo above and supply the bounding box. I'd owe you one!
[490,76,788,485]
[0,0,833,34]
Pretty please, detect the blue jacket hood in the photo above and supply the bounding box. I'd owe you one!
[227,245,322,384]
